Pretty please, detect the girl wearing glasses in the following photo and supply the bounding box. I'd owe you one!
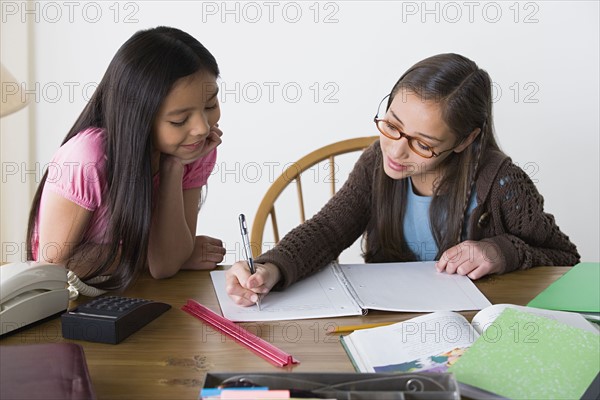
[27,27,226,292]
[226,53,579,306]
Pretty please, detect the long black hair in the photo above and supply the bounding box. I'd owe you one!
[27,26,220,290]
[364,53,502,262]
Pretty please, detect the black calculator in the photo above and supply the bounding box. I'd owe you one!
[61,296,171,344]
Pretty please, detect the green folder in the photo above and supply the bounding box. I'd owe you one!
[448,308,600,400]
[527,262,600,313]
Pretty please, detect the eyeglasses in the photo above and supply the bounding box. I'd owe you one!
[374,95,457,159]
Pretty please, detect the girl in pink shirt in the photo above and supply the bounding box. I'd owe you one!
[27,26,226,290]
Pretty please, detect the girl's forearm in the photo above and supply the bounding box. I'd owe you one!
[147,161,195,278]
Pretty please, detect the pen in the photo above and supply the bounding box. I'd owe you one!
[326,321,396,334]
[238,213,261,310]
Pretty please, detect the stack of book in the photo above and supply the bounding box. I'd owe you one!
[339,262,600,400]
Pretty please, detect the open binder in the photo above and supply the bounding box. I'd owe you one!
[211,261,492,322]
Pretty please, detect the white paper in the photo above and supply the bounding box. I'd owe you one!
[341,261,492,312]
[210,261,492,322]
[210,266,363,322]
[471,303,600,334]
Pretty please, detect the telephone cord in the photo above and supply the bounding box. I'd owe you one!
[66,271,109,300]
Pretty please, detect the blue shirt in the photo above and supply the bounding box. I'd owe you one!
[403,178,477,261]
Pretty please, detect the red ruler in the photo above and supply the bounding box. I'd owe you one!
[181,299,300,368]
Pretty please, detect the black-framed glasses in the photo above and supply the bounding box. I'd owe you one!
[374,95,458,159]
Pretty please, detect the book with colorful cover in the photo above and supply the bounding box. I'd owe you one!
[340,304,597,375]
[448,307,600,399]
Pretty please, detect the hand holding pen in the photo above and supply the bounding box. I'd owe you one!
[238,214,261,310]
[225,215,281,307]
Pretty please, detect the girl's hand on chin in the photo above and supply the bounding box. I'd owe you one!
[181,125,223,166]
[162,125,223,168]
[204,125,223,152]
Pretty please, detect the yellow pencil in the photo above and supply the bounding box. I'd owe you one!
[327,321,397,334]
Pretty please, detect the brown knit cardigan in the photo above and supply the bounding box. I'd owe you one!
[256,140,580,289]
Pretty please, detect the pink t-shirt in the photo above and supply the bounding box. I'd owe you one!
[33,127,217,260]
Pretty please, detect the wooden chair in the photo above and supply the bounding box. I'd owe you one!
[251,136,378,255]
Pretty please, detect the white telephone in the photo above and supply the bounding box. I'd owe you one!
[0,261,70,336]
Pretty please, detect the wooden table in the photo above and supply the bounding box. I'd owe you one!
[0,266,570,399]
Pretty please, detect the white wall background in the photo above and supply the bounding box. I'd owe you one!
[1,1,599,265]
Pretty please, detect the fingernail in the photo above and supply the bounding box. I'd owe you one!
[250,294,258,303]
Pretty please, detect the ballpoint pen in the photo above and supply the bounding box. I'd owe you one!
[238,213,261,310]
